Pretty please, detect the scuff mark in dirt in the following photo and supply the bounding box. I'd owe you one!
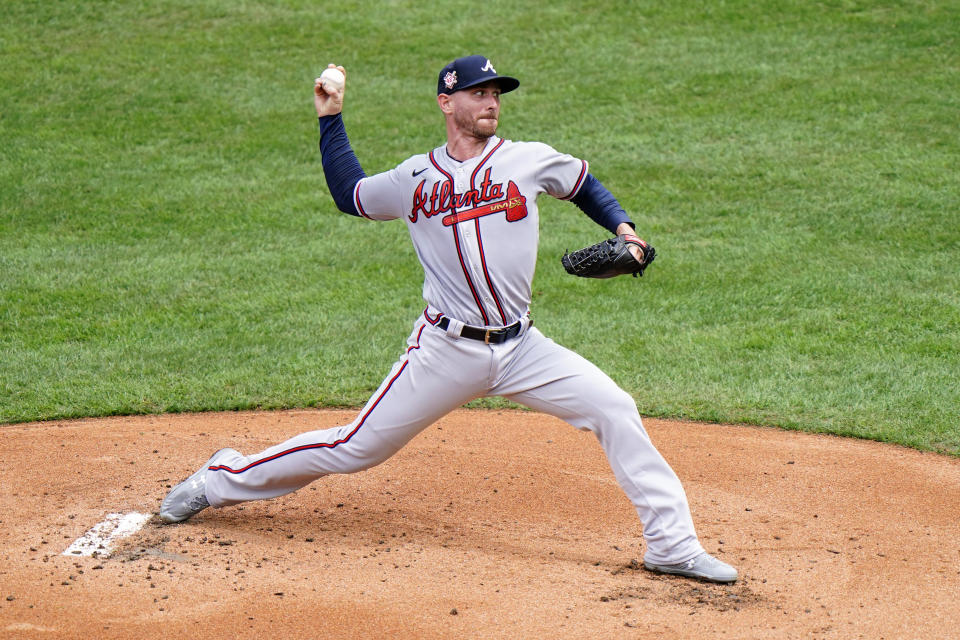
[601,557,766,613]
[111,523,190,563]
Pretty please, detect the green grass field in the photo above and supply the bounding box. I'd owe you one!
[2,1,958,453]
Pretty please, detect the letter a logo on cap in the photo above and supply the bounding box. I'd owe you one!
[481,59,496,73]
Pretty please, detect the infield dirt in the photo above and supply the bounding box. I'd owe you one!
[2,409,958,639]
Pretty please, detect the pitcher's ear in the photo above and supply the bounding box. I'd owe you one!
[437,93,454,114]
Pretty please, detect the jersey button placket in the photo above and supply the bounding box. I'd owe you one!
[454,166,494,316]
[456,174,474,242]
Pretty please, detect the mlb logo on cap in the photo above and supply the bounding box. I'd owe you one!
[437,55,520,95]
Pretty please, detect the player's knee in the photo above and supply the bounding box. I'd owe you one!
[558,382,639,432]
[585,386,643,430]
[595,384,639,415]
[340,439,402,473]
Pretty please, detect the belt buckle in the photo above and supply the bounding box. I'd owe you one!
[484,329,492,344]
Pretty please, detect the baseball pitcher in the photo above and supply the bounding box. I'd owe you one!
[160,55,737,584]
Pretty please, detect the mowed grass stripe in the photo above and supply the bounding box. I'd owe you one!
[1,1,957,453]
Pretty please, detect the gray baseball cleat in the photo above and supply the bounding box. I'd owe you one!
[643,552,738,583]
[159,448,237,523]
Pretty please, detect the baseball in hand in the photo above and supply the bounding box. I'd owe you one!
[319,67,345,91]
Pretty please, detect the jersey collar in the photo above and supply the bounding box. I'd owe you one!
[438,136,502,170]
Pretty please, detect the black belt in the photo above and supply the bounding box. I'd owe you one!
[437,316,523,344]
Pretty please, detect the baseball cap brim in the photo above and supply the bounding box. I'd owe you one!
[459,75,520,94]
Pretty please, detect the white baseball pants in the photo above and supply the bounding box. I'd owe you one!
[204,315,705,565]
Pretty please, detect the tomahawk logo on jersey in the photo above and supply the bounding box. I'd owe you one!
[440,181,527,227]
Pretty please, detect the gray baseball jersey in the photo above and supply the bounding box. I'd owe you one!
[353,136,587,327]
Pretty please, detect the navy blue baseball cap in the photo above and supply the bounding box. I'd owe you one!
[437,55,520,95]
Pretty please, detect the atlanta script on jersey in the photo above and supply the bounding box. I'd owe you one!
[352,136,588,328]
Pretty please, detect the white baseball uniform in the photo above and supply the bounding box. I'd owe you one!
[204,135,705,565]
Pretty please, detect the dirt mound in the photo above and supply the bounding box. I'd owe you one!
[2,409,958,638]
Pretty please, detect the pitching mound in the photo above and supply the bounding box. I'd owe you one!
[2,409,958,638]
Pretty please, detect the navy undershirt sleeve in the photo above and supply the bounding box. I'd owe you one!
[570,174,634,234]
[318,114,366,216]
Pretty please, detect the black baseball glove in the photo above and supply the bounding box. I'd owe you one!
[561,234,656,279]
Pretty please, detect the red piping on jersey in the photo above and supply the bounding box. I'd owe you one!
[469,139,505,187]
[423,308,443,325]
[474,219,507,325]
[208,325,427,475]
[353,181,373,219]
[559,160,589,200]
[469,141,508,325]
[451,219,490,325]
[429,150,491,325]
